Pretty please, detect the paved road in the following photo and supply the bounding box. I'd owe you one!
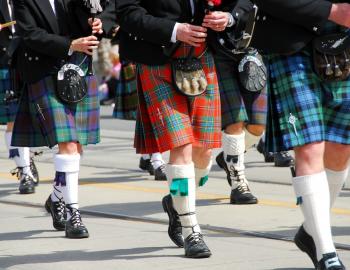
[0,106,349,270]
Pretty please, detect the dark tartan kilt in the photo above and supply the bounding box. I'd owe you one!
[134,44,222,154]
[113,61,138,120]
[214,52,267,129]
[266,23,350,152]
[0,68,18,124]
[12,75,100,148]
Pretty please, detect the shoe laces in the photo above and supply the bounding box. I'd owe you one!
[279,151,292,158]
[55,200,66,217]
[188,232,203,244]
[69,209,83,227]
[228,165,251,194]
[11,167,23,180]
[158,164,166,173]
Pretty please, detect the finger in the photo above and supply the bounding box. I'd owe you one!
[85,35,98,41]
[189,25,207,32]
[190,31,207,38]
[86,40,100,46]
[84,49,93,56]
[188,36,206,44]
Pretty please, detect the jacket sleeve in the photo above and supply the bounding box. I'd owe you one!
[116,0,176,45]
[13,0,71,59]
[254,0,332,34]
[98,0,118,37]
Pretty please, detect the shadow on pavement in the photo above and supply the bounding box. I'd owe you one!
[0,230,60,242]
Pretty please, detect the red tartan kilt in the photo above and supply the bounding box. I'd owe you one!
[134,44,222,154]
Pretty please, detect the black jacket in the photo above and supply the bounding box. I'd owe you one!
[0,0,16,68]
[116,0,207,65]
[251,0,333,54]
[13,0,93,83]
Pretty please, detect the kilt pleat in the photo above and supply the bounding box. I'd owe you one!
[134,45,222,154]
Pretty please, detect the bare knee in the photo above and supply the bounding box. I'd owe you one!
[224,122,244,135]
[169,144,192,165]
[294,142,325,176]
[325,142,350,170]
[193,147,212,168]
[58,142,79,155]
[246,124,265,136]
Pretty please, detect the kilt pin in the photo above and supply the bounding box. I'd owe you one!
[134,44,222,154]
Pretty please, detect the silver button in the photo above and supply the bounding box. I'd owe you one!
[25,53,28,57]
[2,48,6,51]
[313,26,318,32]
[35,57,39,61]
[236,12,239,17]
[256,15,260,20]
[28,57,32,61]
[9,35,12,39]
[262,16,266,21]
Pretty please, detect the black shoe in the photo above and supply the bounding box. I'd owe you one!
[274,151,294,167]
[256,138,274,162]
[30,158,40,186]
[215,151,233,186]
[162,194,184,247]
[317,252,345,270]
[230,181,258,204]
[139,157,155,176]
[18,173,35,194]
[65,209,89,239]
[216,152,258,204]
[294,226,317,267]
[184,232,211,258]
[45,196,66,231]
[154,164,167,181]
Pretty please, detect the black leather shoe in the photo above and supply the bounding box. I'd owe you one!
[256,138,274,162]
[230,182,258,205]
[274,151,294,167]
[294,226,317,267]
[216,152,258,204]
[216,151,233,186]
[162,194,184,247]
[65,209,89,239]
[184,232,211,258]
[154,164,167,181]
[18,174,35,194]
[317,252,345,270]
[139,157,155,175]
[30,157,40,186]
[45,196,66,231]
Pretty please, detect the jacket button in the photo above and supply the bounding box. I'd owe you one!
[28,57,32,61]
[9,35,12,39]
[313,26,318,32]
[2,48,6,51]
[35,57,39,61]
[25,53,28,57]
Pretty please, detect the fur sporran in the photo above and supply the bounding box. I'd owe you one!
[56,63,87,104]
[171,52,208,97]
[312,32,350,82]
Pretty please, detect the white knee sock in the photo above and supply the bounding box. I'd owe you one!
[326,168,348,208]
[166,163,200,239]
[51,185,63,202]
[223,132,247,189]
[5,132,33,176]
[142,154,150,160]
[151,152,164,170]
[293,172,335,260]
[195,159,212,188]
[244,128,261,150]
[54,154,80,220]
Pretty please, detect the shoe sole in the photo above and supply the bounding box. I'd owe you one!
[155,176,166,181]
[19,188,35,194]
[274,161,295,167]
[65,232,90,239]
[162,197,184,248]
[45,201,66,231]
[185,251,212,258]
[294,235,318,267]
[230,199,258,205]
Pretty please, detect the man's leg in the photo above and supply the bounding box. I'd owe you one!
[293,142,344,268]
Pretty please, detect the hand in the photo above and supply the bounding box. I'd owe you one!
[88,18,103,34]
[202,11,230,32]
[176,23,207,47]
[70,36,99,55]
[0,24,2,31]
[329,3,350,28]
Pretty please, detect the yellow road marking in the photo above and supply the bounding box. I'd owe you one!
[1,172,349,215]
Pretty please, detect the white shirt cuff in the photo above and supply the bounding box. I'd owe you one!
[227,13,236,28]
[171,22,180,43]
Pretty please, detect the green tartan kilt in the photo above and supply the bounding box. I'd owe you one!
[12,75,100,148]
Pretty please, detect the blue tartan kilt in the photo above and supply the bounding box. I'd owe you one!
[0,68,18,124]
[266,23,350,152]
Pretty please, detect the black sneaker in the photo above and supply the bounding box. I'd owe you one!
[45,195,66,231]
[184,232,211,258]
[256,138,274,162]
[216,152,258,204]
[18,173,35,194]
[65,208,89,239]
[154,164,167,181]
[139,157,155,176]
[162,194,184,247]
[294,226,317,267]
[317,252,345,270]
[274,151,294,167]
